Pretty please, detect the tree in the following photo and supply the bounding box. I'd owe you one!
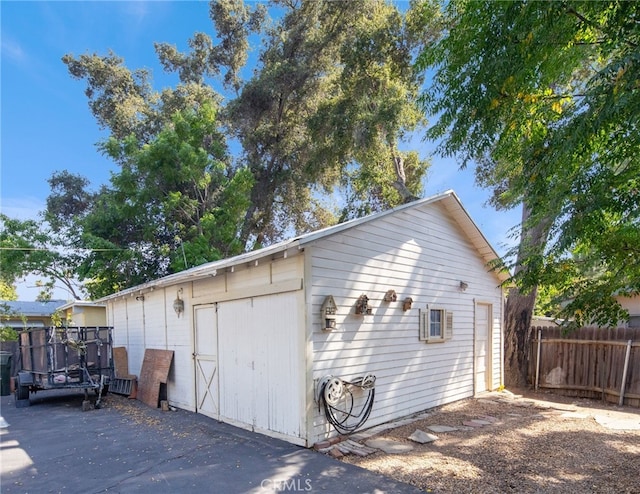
[0,281,17,301]
[307,0,429,220]
[0,214,85,300]
[64,0,431,249]
[5,0,433,298]
[45,170,95,232]
[2,104,249,299]
[416,0,640,385]
[75,103,252,298]
[223,0,430,241]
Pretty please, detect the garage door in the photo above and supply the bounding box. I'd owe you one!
[217,292,304,439]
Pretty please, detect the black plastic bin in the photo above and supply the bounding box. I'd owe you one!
[0,351,12,396]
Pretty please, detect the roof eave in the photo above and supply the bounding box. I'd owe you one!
[96,239,303,302]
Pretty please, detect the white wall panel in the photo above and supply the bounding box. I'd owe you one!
[308,202,504,444]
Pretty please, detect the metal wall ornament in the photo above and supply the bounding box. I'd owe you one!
[173,288,185,317]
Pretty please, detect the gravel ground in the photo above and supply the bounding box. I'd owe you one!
[339,389,640,493]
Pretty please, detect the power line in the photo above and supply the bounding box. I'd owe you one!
[0,247,125,252]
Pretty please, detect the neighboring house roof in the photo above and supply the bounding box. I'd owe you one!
[97,190,509,302]
[0,300,68,316]
[57,300,106,311]
[0,299,68,328]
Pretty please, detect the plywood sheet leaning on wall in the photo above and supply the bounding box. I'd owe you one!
[113,347,131,378]
[137,349,174,408]
[111,347,138,398]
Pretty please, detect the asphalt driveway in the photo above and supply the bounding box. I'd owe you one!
[0,390,423,494]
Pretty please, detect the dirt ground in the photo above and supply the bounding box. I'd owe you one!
[338,389,640,493]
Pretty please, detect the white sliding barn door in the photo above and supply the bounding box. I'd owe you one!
[475,302,493,393]
[194,304,219,419]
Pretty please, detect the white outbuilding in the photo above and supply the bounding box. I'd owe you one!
[98,190,508,447]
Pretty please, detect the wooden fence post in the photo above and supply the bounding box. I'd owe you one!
[535,328,542,391]
[619,340,633,406]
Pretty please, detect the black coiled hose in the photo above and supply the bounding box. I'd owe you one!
[319,374,376,434]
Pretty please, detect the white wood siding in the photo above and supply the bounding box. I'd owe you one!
[307,202,503,443]
[105,255,304,420]
[106,286,194,410]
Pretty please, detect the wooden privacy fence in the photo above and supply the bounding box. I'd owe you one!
[529,327,640,408]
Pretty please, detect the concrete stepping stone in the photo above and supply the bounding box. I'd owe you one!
[499,390,521,399]
[513,400,534,407]
[594,415,640,430]
[408,429,438,444]
[477,415,499,423]
[560,412,589,419]
[470,419,493,426]
[477,399,499,405]
[549,404,578,412]
[462,420,487,427]
[365,438,414,454]
[426,425,459,433]
[336,439,378,457]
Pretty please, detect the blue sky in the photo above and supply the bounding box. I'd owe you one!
[1,1,520,300]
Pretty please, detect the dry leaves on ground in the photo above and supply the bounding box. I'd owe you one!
[340,390,640,494]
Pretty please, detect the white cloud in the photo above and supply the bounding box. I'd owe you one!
[1,36,27,63]
[0,197,45,221]
[124,1,150,19]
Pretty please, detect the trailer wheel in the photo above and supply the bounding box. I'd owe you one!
[15,376,29,401]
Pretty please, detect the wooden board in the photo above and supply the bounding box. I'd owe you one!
[113,347,131,378]
[137,349,174,408]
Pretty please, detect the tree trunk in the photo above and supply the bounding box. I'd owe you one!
[391,154,419,203]
[503,202,551,388]
[503,287,537,387]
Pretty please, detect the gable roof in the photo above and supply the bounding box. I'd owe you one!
[97,190,509,302]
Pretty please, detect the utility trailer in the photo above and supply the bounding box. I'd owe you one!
[14,326,114,409]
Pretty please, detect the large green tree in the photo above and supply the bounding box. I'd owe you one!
[3,0,432,298]
[63,0,431,249]
[221,0,430,241]
[417,0,640,385]
[64,104,251,298]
